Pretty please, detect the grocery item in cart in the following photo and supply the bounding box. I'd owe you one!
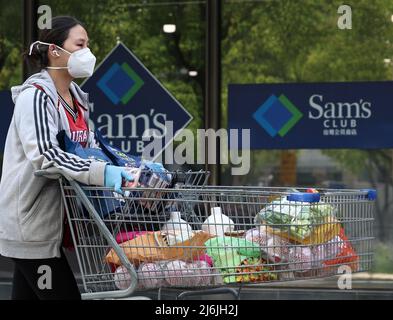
[122,167,141,188]
[244,226,290,263]
[114,265,132,290]
[163,260,197,287]
[105,230,213,266]
[95,128,173,188]
[161,211,193,245]
[244,226,273,247]
[202,207,235,237]
[136,260,213,289]
[288,246,313,272]
[95,129,172,211]
[134,161,173,212]
[115,231,151,244]
[255,195,341,244]
[235,257,278,283]
[205,236,261,283]
[192,253,214,267]
[139,161,172,186]
[266,234,291,263]
[189,260,213,286]
[312,228,359,271]
[137,262,166,289]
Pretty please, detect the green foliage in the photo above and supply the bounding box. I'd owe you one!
[372,242,393,273]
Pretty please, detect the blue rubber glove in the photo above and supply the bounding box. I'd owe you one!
[104,165,134,194]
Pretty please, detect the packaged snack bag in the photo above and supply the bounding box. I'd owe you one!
[105,230,213,266]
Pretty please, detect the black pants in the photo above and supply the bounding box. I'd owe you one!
[11,249,81,300]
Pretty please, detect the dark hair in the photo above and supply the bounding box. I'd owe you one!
[24,16,85,72]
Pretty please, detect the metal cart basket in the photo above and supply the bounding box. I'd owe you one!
[37,170,375,300]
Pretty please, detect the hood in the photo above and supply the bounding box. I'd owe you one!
[11,69,90,110]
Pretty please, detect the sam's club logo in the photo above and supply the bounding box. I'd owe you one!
[253,94,303,137]
[97,62,144,105]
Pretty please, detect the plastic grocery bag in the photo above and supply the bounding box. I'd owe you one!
[312,227,359,272]
[255,196,341,244]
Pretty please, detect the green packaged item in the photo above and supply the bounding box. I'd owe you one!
[205,237,262,283]
[254,197,340,244]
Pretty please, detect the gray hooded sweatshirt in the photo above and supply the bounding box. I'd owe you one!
[0,69,107,259]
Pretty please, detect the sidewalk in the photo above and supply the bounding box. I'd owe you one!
[1,272,392,300]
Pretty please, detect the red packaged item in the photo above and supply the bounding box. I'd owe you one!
[319,228,359,272]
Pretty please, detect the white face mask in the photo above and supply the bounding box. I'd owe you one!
[29,41,96,78]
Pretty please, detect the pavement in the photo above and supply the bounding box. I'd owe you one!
[1,253,393,300]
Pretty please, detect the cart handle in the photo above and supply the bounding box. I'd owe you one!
[287,193,321,203]
[176,287,240,300]
[287,189,377,202]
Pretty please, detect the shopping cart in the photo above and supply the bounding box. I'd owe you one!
[35,169,376,300]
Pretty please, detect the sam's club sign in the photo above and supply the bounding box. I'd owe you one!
[228,82,393,149]
[82,42,192,157]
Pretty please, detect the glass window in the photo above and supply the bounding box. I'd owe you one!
[222,0,393,281]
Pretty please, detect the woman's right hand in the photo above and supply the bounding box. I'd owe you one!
[104,165,134,194]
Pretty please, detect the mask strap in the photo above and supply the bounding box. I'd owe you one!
[47,66,68,70]
[28,41,72,56]
[28,41,40,55]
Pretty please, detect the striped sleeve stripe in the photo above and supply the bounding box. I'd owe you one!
[45,148,91,171]
[33,88,91,173]
[45,148,90,172]
[49,157,89,172]
[44,147,93,167]
[60,150,93,166]
[52,148,91,169]
[33,90,43,155]
[43,94,53,150]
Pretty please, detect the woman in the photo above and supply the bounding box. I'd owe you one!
[0,16,133,300]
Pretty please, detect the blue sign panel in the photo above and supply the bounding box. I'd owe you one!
[82,42,192,156]
[228,82,393,149]
[0,90,14,152]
